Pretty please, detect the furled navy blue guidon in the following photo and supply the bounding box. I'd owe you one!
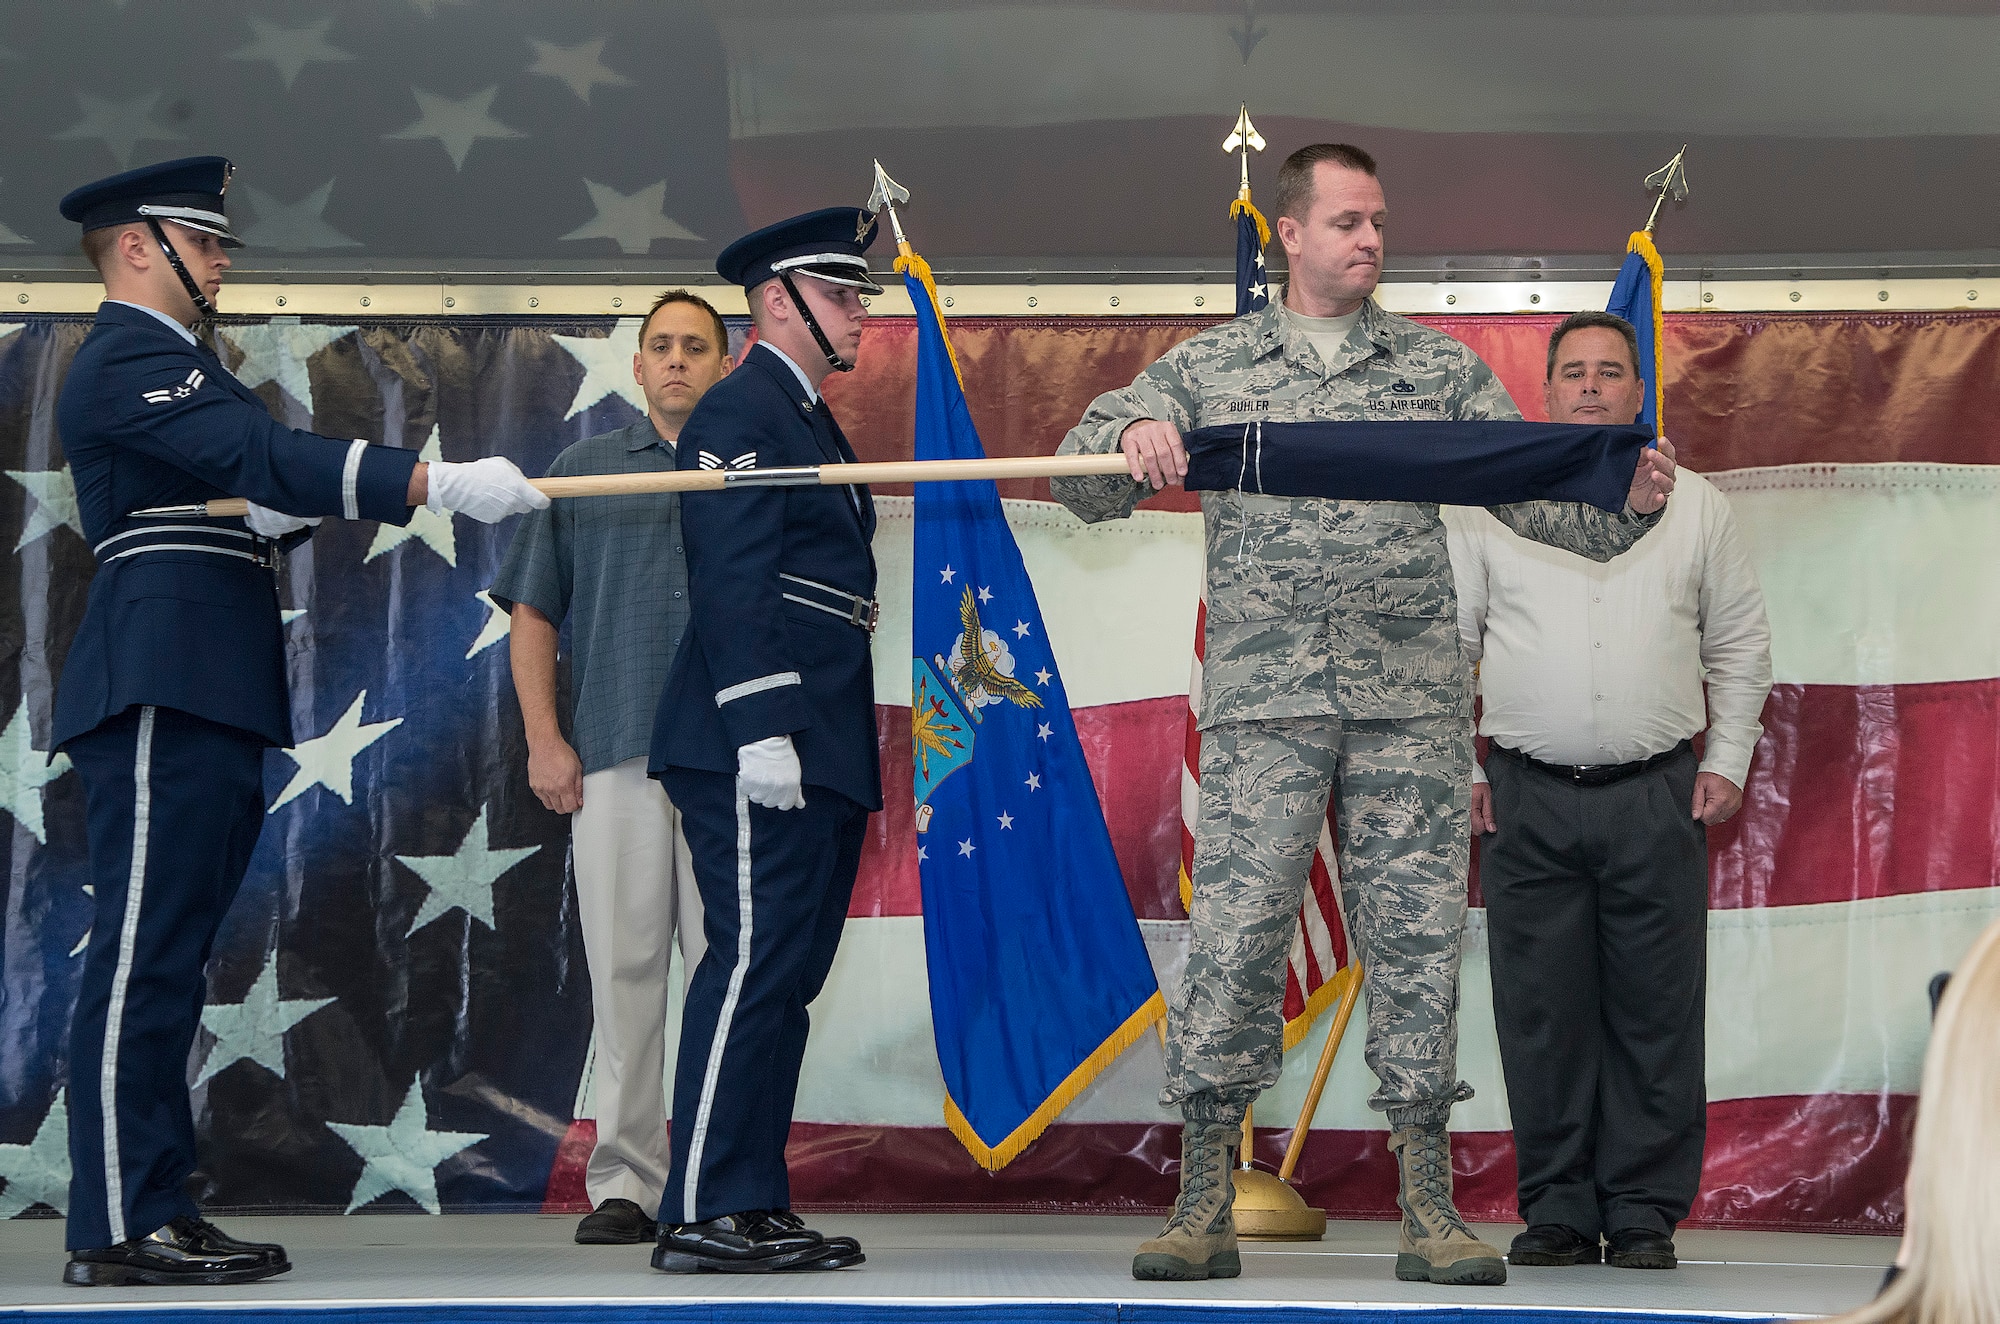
[1183,419,1652,513]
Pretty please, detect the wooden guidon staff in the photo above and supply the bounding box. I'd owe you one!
[132,452,1139,520]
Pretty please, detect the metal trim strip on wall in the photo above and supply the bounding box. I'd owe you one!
[0,278,1990,318]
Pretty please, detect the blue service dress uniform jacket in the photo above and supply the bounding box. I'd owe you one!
[650,343,881,811]
[55,302,420,750]
[55,302,420,1252]
[648,343,882,1224]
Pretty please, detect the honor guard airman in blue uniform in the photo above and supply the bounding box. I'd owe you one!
[51,157,548,1287]
[647,209,882,1274]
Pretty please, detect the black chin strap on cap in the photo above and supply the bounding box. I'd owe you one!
[778,272,853,373]
[145,218,215,319]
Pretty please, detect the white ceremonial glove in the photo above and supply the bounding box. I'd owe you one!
[425,457,551,523]
[243,503,321,538]
[737,735,806,811]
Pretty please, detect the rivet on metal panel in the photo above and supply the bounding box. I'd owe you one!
[1529,293,1540,304]
[1109,295,1120,307]
[860,296,871,308]
[611,297,622,308]
[1703,291,1714,303]
[16,292,27,304]
[359,295,371,307]
[444,296,456,308]
[1878,290,1889,302]
[275,295,287,307]
[1788,291,1801,303]
[1193,295,1205,307]
[1027,296,1038,308]
[1972,290,1981,302]
[528,297,540,308]
[943,296,954,308]
[1445,294,1456,305]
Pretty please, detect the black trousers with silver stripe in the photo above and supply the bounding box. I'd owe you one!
[63,705,267,1249]
[657,768,867,1224]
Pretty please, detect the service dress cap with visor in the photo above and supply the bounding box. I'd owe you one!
[59,155,241,247]
[717,207,882,296]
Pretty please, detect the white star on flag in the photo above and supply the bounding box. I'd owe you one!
[195,949,334,1086]
[385,86,524,171]
[976,586,993,604]
[5,467,82,551]
[958,839,976,858]
[0,703,71,845]
[326,1080,487,1215]
[1012,620,1031,639]
[226,16,354,90]
[368,429,455,567]
[239,181,361,252]
[526,37,633,103]
[396,804,540,937]
[1249,282,1268,302]
[559,180,700,256]
[1033,667,1052,686]
[466,591,511,660]
[916,845,928,862]
[939,566,955,584]
[552,319,646,419]
[222,323,358,416]
[996,811,1014,830]
[271,691,402,812]
[52,91,183,168]
[0,1090,69,1217]
[1024,773,1041,791]
[1037,723,1053,741]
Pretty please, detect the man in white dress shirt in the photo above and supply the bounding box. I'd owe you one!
[1444,310,1772,1273]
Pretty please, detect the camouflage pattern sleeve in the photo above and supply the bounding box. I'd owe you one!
[1451,337,1664,563]
[1049,347,1201,525]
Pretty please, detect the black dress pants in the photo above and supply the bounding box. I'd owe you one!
[1480,743,1709,1238]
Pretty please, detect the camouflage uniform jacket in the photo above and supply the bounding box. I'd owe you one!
[1051,298,1659,727]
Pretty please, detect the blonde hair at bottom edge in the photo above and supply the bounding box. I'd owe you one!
[1829,915,2000,1324]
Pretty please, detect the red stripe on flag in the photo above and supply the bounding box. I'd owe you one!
[544,1094,1910,1231]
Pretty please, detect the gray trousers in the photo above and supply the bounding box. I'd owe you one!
[1165,714,1476,1129]
[1481,743,1709,1238]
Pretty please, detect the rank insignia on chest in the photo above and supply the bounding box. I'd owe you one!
[697,450,758,470]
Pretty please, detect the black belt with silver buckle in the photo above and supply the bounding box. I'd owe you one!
[1489,739,1691,789]
[778,573,879,634]
[94,524,280,571]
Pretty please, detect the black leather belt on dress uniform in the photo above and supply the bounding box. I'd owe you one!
[778,573,880,634]
[1488,738,1692,789]
[94,524,280,571]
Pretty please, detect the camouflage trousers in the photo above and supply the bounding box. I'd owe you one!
[1163,713,1476,1129]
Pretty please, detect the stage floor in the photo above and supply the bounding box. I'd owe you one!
[0,1213,1892,1321]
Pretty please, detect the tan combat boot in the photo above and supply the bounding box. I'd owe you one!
[1388,1126,1507,1285]
[1131,1118,1241,1281]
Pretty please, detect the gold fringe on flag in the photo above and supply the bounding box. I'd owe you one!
[944,991,1168,1172]
[894,242,966,388]
[1625,229,1667,434]
[1230,195,1271,250]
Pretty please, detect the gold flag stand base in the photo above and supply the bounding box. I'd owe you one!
[1229,963,1366,1243]
[1232,1166,1327,1241]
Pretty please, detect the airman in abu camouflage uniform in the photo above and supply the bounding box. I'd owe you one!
[1049,144,1675,1288]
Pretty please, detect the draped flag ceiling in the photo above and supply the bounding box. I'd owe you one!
[1,306,1996,1231]
[0,1,1995,271]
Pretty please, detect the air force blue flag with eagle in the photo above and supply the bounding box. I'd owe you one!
[903,257,1165,1171]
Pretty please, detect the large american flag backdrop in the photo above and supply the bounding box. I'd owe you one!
[0,307,1994,1231]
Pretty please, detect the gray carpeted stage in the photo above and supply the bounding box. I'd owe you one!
[0,1213,1893,1321]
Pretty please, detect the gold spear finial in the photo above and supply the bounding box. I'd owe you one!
[1643,145,1690,234]
[1222,104,1266,202]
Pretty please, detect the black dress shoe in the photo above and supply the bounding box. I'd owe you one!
[652,1211,828,1274]
[1606,1227,1677,1269]
[763,1210,865,1270]
[65,1214,293,1286]
[1507,1223,1601,1266]
[576,1198,658,1245]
